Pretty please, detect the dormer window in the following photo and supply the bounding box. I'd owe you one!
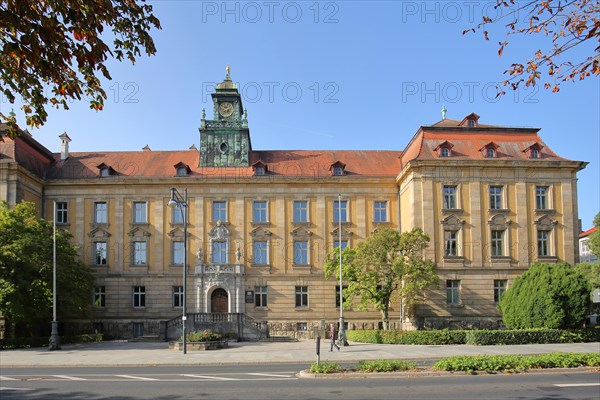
[468,119,475,127]
[96,163,115,177]
[459,112,480,128]
[480,142,499,158]
[523,142,544,159]
[174,162,191,177]
[252,160,268,176]
[434,141,454,158]
[329,161,346,176]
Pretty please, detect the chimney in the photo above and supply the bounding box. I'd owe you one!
[59,132,71,160]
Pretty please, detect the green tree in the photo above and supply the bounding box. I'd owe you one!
[466,0,599,94]
[0,202,94,337]
[588,212,600,257]
[0,0,161,139]
[324,227,438,330]
[500,263,590,329]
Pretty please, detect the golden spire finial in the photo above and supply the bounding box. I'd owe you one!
[226,65,230,75]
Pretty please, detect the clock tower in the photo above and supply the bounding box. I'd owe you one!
[199,67,252,167]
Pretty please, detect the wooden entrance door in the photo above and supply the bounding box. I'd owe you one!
[211,288,228,313]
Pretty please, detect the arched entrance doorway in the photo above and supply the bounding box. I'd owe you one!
[211,288,229,313]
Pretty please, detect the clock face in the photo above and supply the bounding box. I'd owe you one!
[219,102,234,118]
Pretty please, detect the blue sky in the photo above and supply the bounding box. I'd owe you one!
[5,1,599,228]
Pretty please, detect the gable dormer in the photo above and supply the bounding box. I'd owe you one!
[252,160,268,176]
[329,161,346,176]
[480,142,499,158]
[174,162,191,177]
[523,142,544,159]
[434,141,454,157]
[97,162,116,177]
[459,113,480,128]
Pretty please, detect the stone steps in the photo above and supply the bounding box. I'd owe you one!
[260,336,298,342]
[129,335,165,343]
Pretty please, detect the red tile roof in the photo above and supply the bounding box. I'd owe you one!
[580,226,597,238]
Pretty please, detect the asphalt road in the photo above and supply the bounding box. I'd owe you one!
[1,364,599,400]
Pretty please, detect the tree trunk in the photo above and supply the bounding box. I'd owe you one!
[381,307,390,330]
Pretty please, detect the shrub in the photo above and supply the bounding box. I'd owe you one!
[0,333,103,350]
[500,263,590,329]
[356,359,416,372]
[347,330,467,345]
[434,352,600,372]
[180,330,222,343]
[309,361,342,373]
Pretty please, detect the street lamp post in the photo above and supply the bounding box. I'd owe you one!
[337,194,346,346]
[168,188,188,354]
[49,200,60,350]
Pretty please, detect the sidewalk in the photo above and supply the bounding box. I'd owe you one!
[1,340,599,367]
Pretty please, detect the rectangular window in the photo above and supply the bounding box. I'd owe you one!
[172,207,184,224]
[443,186,457,209]
[489,186,503,210]
[444,230,458,256]
[133,286,145,308]
[212,241,227,264]
[333,200,347,223]
[333,240,348,250]
[133,241,147,265]
[255,286,268,307]
[253,241,268,265]
[294,241,308,265]
[253,201,267,223]
[56,202,68,224]
[446,280,460,304]
[173,241,184,265]
[213,201,227,223]
[295,286,308,308]
[173,286,183,308]
[535,186,548,210]
[133,201,147,223]
[94,202,107,223]
[494,280,507,303]
[374,201,387,222]
[95,242,107,265]
[94,286,106,308]
[490,230,504,257]
[335,285,347,308]
[296,322,308,331]
[537,230,550,256]
[293,201,308,223]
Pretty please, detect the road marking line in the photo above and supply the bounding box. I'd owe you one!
[0,387,34,391]
[115,375,159,381]
[554,383,600,388]
[181,374,237,381]
[246,373,293,378]
[0,376,17,381]
[52,375,87,381]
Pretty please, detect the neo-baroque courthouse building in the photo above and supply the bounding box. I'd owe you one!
[0,71,587,339]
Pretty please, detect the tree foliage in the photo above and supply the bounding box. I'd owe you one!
[0,202,94,337]
[500,263,590,329]
[324,227,438,330]
[588,212,600,256]
[466,0,599,94]
[0,0,161,139]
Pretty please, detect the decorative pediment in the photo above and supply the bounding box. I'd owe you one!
[88,227,111,238]
[250,226,272,240]
[290,226,312,239]
[534,214,557,230]
[441,214,465,230]
[168,227,184,239]
[330,226,353,239]
[128,226,151,238]
[209,222,231,240]
[488,214,512,230]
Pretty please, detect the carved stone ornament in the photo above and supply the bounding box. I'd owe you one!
[167,227,184,239]
[290,226,312,239]
[441,214,465,230]
[330,226,353,240]
[250,226,272,240]
[127,226,151,238]
[88,227,111,238]
[209,222,230,240]
[534,214,558,230]
[488,214,512,230]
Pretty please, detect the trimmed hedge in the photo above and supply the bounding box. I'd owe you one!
[347,328,600,346]
[309,361,342,373]
[356,359,416,372]
[0,333,103,350]
[434,352,600,373]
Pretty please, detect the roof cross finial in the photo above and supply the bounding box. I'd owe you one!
[225,65,231,80]
[441,105,447,120]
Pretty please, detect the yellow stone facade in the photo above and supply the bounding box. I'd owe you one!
[0,79,586,339]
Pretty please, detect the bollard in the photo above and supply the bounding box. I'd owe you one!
[316,336,321,365]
